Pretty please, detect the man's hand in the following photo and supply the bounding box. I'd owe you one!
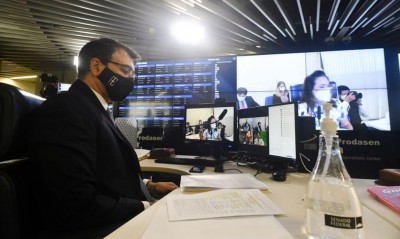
[146,181,178,199]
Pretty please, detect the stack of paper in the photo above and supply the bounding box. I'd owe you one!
[134,148,150,160]
[180,173,269,192]
[167,188,283,221]
[141,204,293,239]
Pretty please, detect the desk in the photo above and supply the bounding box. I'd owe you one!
[106,159,399,239]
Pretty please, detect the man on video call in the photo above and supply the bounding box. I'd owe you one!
[236,87,260,109]
[29,38,178,238]
[338,85,369,130]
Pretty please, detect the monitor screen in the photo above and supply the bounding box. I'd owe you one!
[268,102,297,161]
[237,48,390,131]
[238,106,269,156]
[116,56,237,128]
[184,102,236,144]
[58,83,71,92]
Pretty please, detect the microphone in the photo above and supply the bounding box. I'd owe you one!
[185,109,228,129]
[218,109,228,121]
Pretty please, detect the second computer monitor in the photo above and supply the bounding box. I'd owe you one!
[268,102,298,161]
[238,106,269,156]
[238,102,298,165]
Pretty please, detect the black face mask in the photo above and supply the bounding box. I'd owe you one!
[98,67,134,101]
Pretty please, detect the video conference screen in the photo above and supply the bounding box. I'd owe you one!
[238,106,269,157]
[116,48,396,132]
[184,104,236,142]
[116,57,236,128]
[237,48,389,131]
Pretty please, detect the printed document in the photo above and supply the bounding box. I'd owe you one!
[166,188,284,221]
[180,173,269,191]
[141,204,293,239]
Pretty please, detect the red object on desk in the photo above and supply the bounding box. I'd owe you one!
[367,186,400,215]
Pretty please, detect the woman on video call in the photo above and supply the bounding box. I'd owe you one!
[273,81,290,104]
[297,70,353,130]
[201,115,222,141]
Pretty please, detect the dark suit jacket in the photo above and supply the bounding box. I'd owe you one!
[29,79,146,238]
[236,96,260,109]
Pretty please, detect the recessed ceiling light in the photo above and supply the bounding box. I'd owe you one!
[74,56,79,66]
[170,21,205,45]
[10,75,37,80]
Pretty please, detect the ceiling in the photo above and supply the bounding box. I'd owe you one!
[1,0,400,80]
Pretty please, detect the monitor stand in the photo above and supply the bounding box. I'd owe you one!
[255,157,297,174]
[195,143,227,172]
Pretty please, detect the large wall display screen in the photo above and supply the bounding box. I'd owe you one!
[116,57,236,128]
[237,48,390,131]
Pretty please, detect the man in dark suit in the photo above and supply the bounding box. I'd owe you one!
[28,38,177,238]
[236,87,260,109]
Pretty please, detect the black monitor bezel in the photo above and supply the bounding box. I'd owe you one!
[183,101,238,151]
[237,106,269,157]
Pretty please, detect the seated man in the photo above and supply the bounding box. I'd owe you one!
[29,38,177,238]
[186,122,194,135]
[236,87,260,109]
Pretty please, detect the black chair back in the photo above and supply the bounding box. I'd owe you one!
[0,83,45,239]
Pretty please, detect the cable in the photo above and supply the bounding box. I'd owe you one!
[299,153,313,173]
[298,135,318,143]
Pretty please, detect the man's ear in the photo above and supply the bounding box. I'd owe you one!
[89,58,104,76]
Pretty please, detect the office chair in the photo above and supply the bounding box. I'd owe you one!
[115,117,138,149]
[264,96,273,106]
[289,84,303,102]
[0,83,45,239]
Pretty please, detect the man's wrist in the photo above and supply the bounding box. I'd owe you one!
[146,180,156,195]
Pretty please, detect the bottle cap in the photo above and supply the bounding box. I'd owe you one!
[320,103,337,133]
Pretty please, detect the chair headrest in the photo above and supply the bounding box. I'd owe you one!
[0,83,45,161]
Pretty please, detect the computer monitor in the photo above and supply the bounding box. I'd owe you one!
[58,83,71,93]
[268,102,298,170]
[184,102,237,160]
[238,106,269,157]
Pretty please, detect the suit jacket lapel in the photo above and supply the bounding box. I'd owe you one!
[71,80,136,153]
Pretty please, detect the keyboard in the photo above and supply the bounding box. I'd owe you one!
[154,157,219,167]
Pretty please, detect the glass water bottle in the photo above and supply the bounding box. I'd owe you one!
[306,103,364,239]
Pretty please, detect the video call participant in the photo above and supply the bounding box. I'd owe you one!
[28,38,178,238]
[218,122,226,140]
[186,122,194,135]
[253,132,265,146]
[236,87,260,109]
[201,115,221,140]
[254,122,262,132]
[272,81,290,104]
[241,121,251,131]
[338,85,369,130]
[194,119,203,134]
[297,70,353,130]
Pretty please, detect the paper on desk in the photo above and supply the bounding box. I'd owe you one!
[180,173,269,192]
[166,188,284,221]
[134,148,150,160]
[141,204,293,239]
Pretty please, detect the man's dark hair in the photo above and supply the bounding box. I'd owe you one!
[237,87,248,95]
[337,85,350,94]
[77,37,141,79]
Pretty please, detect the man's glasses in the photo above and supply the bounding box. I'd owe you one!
[107,60,135,78]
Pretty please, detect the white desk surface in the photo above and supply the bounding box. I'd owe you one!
[105,159,400,239]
